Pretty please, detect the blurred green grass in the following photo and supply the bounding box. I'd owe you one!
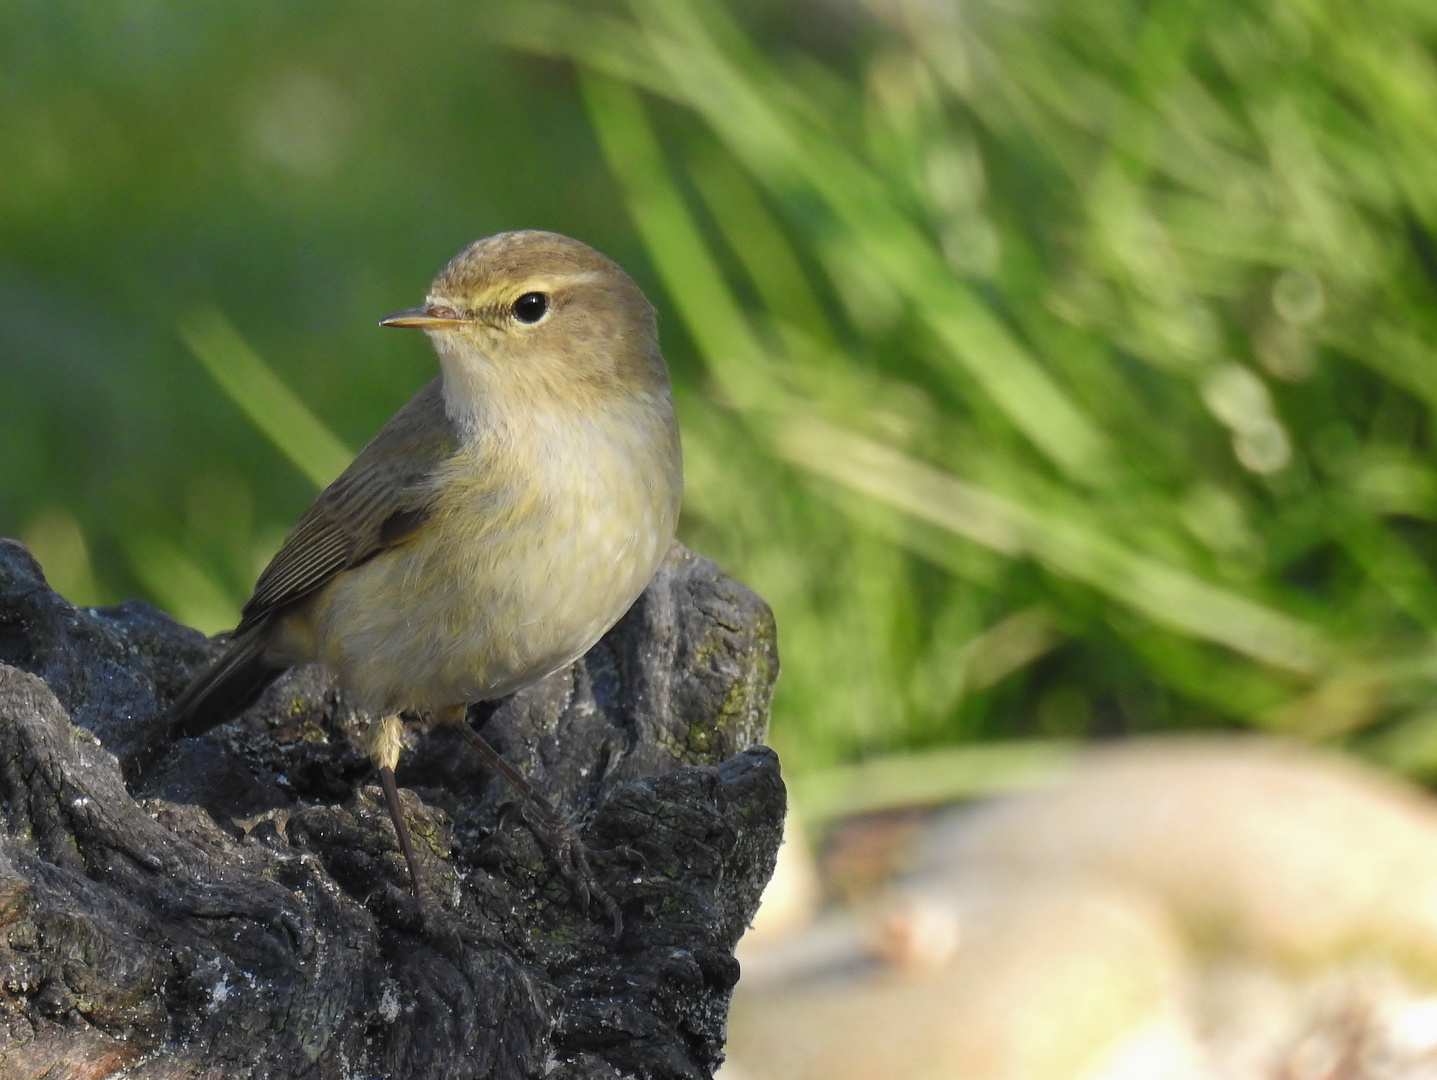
[8,0,1437,791]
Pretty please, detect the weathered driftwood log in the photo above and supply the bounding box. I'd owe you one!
[0,537,782,1079]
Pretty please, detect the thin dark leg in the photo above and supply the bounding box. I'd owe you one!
[449,721,566,828]
[448,718,622,936]
[378,763,427,899]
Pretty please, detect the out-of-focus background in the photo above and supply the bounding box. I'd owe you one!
[8,0,1437,1076]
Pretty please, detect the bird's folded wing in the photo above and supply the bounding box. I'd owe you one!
[238,377,460,629]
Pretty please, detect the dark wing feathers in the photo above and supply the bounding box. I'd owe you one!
[171,377,460,737]
[236,377,459,631]
[168,624,279,738]
[240,518,350,620]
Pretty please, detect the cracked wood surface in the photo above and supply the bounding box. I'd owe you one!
[0,538,782,1079]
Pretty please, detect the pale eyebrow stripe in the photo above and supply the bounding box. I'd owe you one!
[517,270,605,292]
[426,271,606,313]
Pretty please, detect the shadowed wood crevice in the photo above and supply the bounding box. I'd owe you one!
[0,538,782,1079]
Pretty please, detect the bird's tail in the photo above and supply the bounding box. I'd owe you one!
[169,625,285,739]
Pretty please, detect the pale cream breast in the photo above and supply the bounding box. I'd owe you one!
[301,394,681,716]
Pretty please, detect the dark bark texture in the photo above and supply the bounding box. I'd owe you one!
[0,538,783,1080]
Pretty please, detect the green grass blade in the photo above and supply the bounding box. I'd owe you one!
[178,306,352,490]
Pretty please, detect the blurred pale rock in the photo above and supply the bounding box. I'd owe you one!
[726,739,1437,1080]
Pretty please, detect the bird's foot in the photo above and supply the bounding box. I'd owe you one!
[449,717,624,936]
[496,799,622,937]
[545,812,624,939]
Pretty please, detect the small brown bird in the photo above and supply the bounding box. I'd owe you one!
[171,230,683,912]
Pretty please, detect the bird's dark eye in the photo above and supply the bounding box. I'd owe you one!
[511,292,549,324]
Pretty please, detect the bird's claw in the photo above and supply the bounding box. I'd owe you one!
[594,843,646,870]
[515,806,623,938]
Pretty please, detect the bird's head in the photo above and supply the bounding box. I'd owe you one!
[381,230,667,410]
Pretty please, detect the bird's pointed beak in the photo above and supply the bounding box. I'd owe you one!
[379,305,466,329]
